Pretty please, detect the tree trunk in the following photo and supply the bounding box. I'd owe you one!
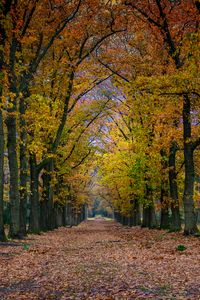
[149,205,157,228]
[62,204,67,226]
[40,199,47,231]
[160,149,170,229]
[128,200,133,226]
[52,205,57,229]
[114,211,121,223]
[40,171,49,231]
[160,186,170,229]
[54,203,61,228]
[77,210,82,225]
[6,113,21,238]
[80,204,85,222]
[142,185,157,228]
[169,141,181,231]
[74,207,78,226]
[19,97,28,236]
[183,95,198,234]
[43,159,55,230]
[0,0,11,240]
[142,205,157,228]
[0,110,6,241]
[65,203,72,226]
[142,205,149,228]
[118,212,122,224]
[29,153,40,233]
[71,207,76,226]
[122,215,129,226]
[129,214,134,226]
[133,198,141,226]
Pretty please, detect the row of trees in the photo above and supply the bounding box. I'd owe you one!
[0,0,199,241]
[95,0,200,234]
[0,0,126,240]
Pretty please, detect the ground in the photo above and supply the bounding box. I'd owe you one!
[0,219,200,300]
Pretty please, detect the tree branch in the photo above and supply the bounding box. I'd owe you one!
[124,1,163,29]
[110,115,128,141]
[97,58,130,83]
[21,0,39,36]
[25,0,82,82]
[78,28,126,64]
[62,110,103,164]
[51,69,75,153]
[71,149,92,169]
[63,99,110,164]
[192,138,200,151]
[67,74,112,114]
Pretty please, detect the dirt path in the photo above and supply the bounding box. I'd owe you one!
[0,220,200,299]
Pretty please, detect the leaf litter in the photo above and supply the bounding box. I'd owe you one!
[0,219,200,299]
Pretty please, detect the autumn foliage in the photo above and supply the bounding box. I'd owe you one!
[0,0,199,242]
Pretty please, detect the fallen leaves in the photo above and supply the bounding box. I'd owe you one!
[0,220,200,299]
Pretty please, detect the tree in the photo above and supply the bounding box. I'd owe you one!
[1,0,83,237]
[124,0,199,234]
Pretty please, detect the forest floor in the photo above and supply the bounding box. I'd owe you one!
[0,220,200,300]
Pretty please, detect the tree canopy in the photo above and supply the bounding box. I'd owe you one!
[0,0,199,240]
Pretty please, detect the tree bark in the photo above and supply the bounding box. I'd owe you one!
[19,96,28,236]
[40,170,49,231]
[168,141,181,231]
[55,203,63,228]
[70,207,76,226]
[40,199,47,231]
[0,110,6,241]
[6,112,21,238]
[159,149,170,229]
[142,205,157,228]
[29,153,40,233]
[183,95,198,234]
[43,158,55,230]
[0,11,7,240]
[142,185,157,228]
[133,198,141,226]
[122,215,129,226]
[65,203,72,226]
[116,212,122,224]
[160,186,170,229]
[62,204,67,226]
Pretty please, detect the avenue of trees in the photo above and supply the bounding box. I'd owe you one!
[0,0,199,241]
